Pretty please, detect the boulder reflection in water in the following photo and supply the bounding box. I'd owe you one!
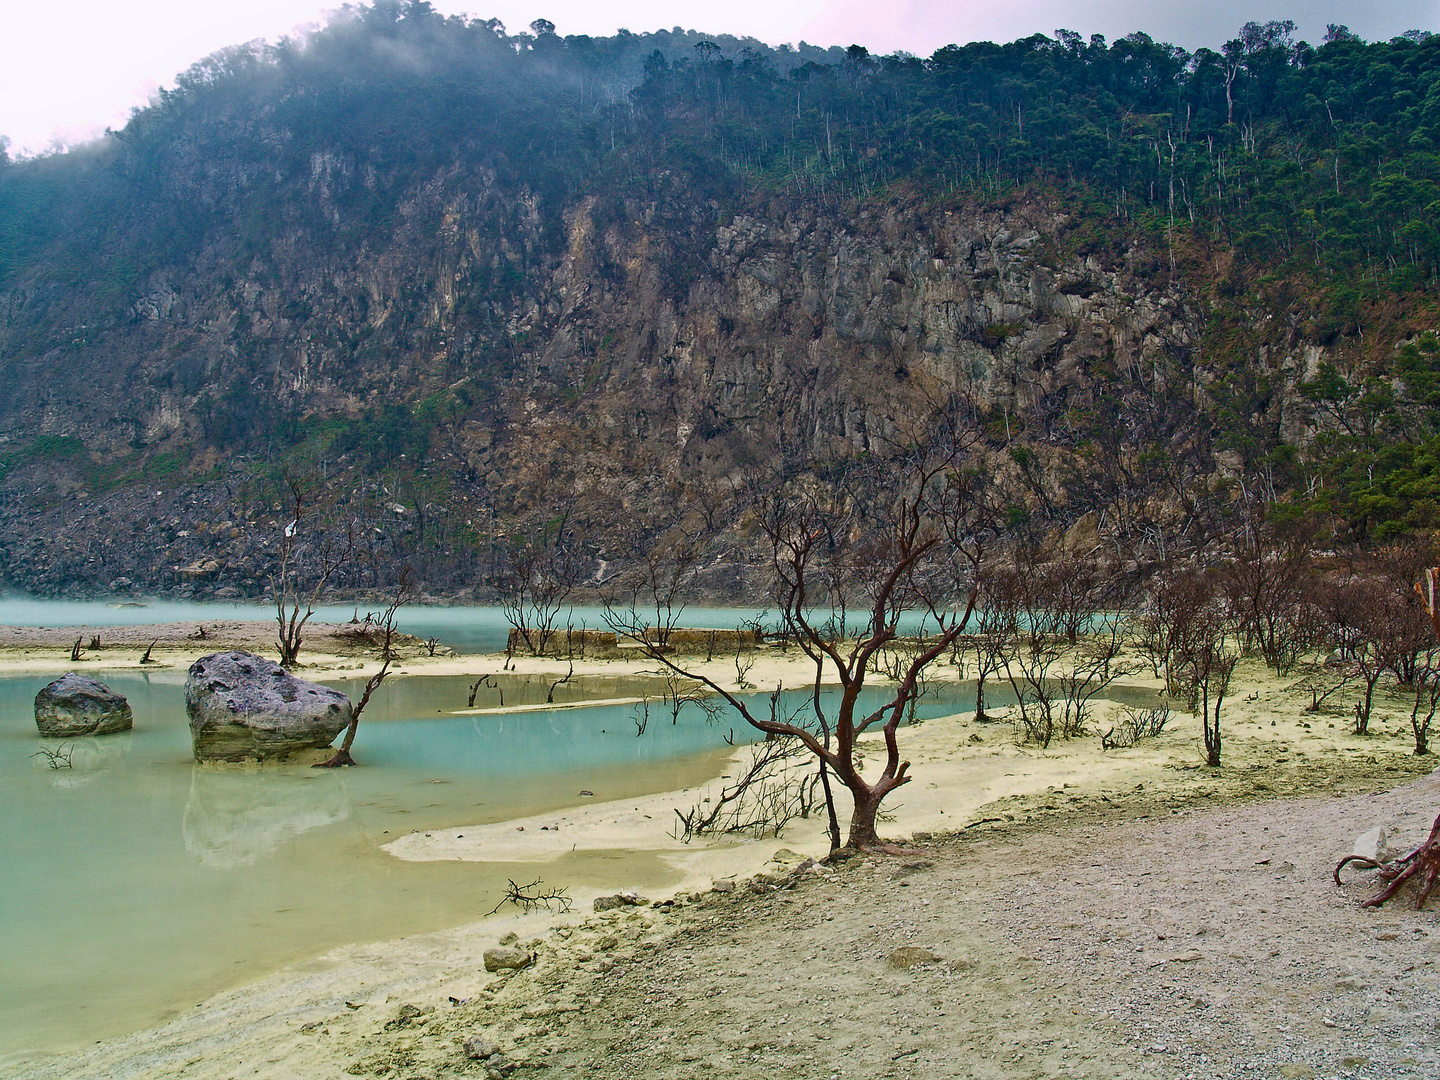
[183,766,351,868]
[32,732,132,789]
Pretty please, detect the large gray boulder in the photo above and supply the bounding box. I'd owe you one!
[35,673,133,736]
[186,651,351,762]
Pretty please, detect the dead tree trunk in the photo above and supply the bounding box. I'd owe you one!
[314,573,413,768]
[605,408,993,850]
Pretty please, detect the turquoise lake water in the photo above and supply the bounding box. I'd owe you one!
[0,597,779,655]
[0,652,995,1067]
[0,595,963,655]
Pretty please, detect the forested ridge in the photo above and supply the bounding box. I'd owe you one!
[0,3,1439,595]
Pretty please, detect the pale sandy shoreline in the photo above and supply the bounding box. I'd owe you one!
[5,622,1440,1078]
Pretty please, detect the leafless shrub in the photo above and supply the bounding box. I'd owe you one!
[1289,664,1360,713]
[32,743,74,769]
[69,638,83,662]
[1056,611,1139,739]
[671,736,814,843]
[734,648,757,689]
[1102,705,1172,750]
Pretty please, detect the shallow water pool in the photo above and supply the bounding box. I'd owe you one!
[0,673,759,1065]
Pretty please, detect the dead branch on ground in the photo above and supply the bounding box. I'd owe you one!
[486,878,573,916]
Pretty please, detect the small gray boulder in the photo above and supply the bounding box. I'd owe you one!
[35,673,132,736]
[186,651,351,762]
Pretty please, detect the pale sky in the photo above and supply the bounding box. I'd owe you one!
[2,0,1437,156]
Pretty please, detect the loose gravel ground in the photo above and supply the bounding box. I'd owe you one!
[321,766,1440,1080]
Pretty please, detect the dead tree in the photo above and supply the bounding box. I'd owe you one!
[1137,569,1215,694]
[497,518,585,657]
[967,574,1013,721]
[486,879,573,916]
[660,670,720,723]
[546,661,574,704]
[606,411,992,850]
[1218,517,1317,675]
[1056,607,1138,738]
[314,571,414,768]
[1336,567,1440,908]
[468,675,502,708]
[1409,651,1439,756]
[271,473,357,668]
[1171,574,1237,767]
[1348,577,1429,735]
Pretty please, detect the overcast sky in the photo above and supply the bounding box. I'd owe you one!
[3,0,1437,156]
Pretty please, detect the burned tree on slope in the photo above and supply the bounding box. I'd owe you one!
[606,418,993,850]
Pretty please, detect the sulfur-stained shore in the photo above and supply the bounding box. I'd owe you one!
[4,626,1440,1079]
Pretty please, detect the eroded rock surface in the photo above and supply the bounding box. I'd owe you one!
[186,650,351,761]
[34,673,133,736]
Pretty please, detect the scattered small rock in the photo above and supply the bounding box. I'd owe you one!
[483,946,534,972]
[464,1035,500,1060]
[593,891,648,912]
[1353,825,1394,864]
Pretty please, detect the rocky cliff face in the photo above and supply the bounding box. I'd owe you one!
[0,157,1347,596]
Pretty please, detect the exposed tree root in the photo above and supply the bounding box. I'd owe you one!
[1335,811,1440,909]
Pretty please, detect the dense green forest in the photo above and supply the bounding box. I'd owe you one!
[2,3,1440,592]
